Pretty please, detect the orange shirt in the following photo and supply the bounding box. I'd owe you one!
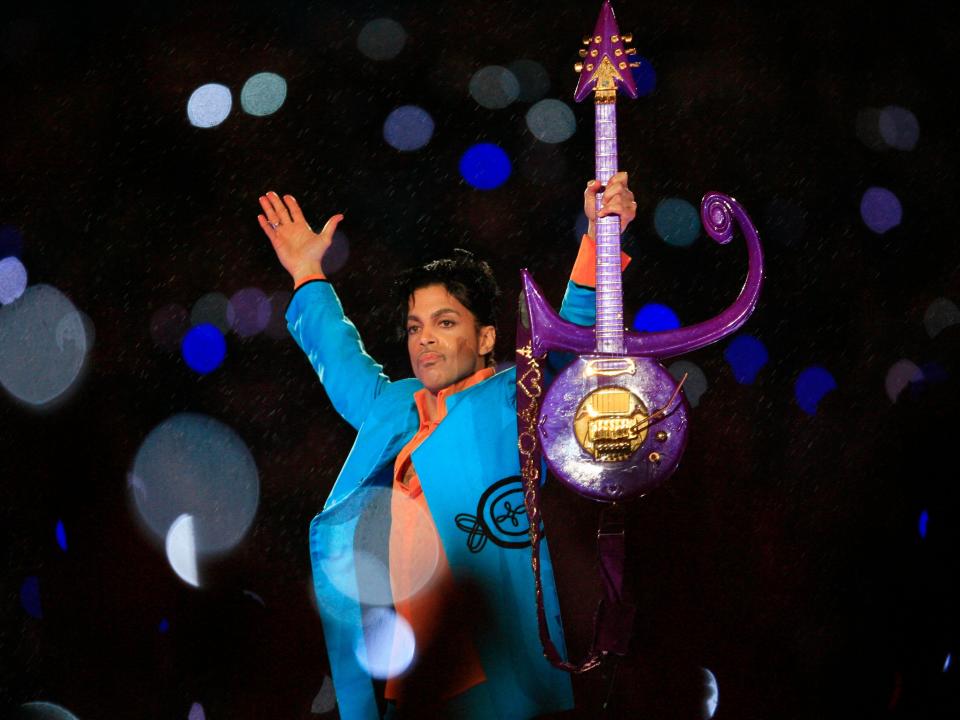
[384,367,494,702]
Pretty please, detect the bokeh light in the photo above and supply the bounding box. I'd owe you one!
[16,702,80,720]
[354,607,416,680]
[860,187,902,234]
[508,59,550,102]
[526,99,576,143]
[158,618,170,633]
[918,509,929,539]
[878,105,919,151]
[0,255,28,304]
[188,702,205,720]
[0,224,24,258]
[357,18,406,61]
[383,105,435,152]
[723,334,768,384]
[654,197,700,247]
[312,675,336,714]
[321,230,351,276]
[459,143,511,190]
[317,487,438,606]
[923,297,960,338]
[150,303,189,350]
[885,359,923,402]
[181,323,226,375]
[129,412,260,553]
[669,360,708,408]
[264,290,292,339]
[469,65,519,109]
[701,667,719,719]
[243,590,265,607]
[20,576,42,618]
[187,83,232,128]
[944,653,952,672]
[166,513,200,587]
[629,56,657,96]
[55,520,67,551]
[227,287,271,338]
[0,284,89,406]
[794,366,837,415]
[240,72,287,116]
[190,292,229,332]
[633,303,681,332]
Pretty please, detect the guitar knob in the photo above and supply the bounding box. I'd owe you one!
[656,431,668,442]
[574,62,584,73]
[621,32,633,43]
[648,451,662,464]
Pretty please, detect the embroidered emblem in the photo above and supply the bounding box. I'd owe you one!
[455,476,531,553]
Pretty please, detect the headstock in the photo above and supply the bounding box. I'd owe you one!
[573,0,641,103]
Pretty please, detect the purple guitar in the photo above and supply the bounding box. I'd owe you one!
[520,0,764,504]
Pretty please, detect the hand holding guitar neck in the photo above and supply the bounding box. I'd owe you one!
[585,171,637,237]
[257,190,344,286]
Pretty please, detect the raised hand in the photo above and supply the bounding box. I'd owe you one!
[257,191,343,285]
[584,171,637,237]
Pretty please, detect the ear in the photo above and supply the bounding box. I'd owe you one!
[478,325,496,357]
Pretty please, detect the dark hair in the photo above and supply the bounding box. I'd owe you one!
[393,249,501,365]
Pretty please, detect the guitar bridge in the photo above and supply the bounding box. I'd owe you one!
[574,386,648,462]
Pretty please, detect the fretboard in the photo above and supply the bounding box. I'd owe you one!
[594,100,624,354]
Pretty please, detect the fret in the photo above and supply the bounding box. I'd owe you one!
[593,100,625,355]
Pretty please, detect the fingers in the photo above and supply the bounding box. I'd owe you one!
[284,194,305,224]
[584,179,603,197]
[265,191,293,224]
[319,213,345,240]
[257,214,279,245]
[259,194,280,226]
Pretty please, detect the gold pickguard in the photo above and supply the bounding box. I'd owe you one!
[573,386,648,462]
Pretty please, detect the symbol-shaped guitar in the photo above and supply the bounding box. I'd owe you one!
[522,0,765,503]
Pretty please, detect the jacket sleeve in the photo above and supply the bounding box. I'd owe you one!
[549,234,632,368]
[285,280,391,431]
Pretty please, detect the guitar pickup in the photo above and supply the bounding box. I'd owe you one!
[585,358,636,377]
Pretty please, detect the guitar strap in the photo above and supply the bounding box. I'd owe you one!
[516,299,637,673]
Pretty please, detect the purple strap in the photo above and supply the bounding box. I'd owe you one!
[516,298,635,673]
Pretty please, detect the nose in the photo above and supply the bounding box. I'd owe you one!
[419,325,436,346]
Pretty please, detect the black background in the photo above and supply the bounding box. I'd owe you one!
[2,1,959,718]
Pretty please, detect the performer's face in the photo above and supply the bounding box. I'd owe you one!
[406,283,496,394]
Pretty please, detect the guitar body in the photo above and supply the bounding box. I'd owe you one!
[539,355,689,501]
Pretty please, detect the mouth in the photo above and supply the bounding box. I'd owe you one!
[418,352,443,367]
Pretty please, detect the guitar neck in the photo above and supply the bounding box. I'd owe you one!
[594,100,624,355]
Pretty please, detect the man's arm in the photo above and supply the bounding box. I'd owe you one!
[259,191,389,430]
[560,171,636,326]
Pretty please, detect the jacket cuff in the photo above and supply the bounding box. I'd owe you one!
[294,272,328,290]
[569,234,632,289]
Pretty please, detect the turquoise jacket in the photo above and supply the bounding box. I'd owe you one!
[286,279,597,719]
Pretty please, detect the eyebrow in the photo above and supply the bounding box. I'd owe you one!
[406,308,462,324]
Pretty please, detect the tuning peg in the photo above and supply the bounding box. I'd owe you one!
[574,62,584,73]
[621,32,633,43]
[579,48,588,57]
[582,35,592,45]
[625,48,637,55]
[629,61,641,68]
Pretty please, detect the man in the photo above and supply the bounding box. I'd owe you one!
[257,174,636,719]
